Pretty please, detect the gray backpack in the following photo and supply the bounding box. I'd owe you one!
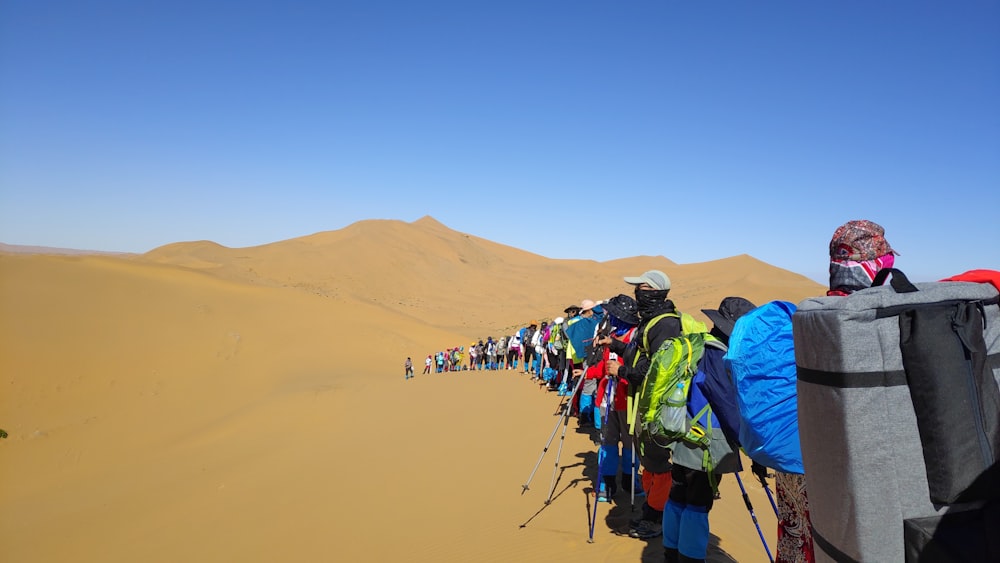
[793,269,1000,562]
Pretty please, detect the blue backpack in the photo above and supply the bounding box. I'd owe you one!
[694,344,742,451]
[725,300,803,474]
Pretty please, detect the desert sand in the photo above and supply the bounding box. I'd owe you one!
[0,217,824,562]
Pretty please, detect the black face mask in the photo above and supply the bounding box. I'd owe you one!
[635,288,669,317]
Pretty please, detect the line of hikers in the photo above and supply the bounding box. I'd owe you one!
[412,219,1000,563]
[415,319,575,376]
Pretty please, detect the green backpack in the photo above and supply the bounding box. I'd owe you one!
[549,324,565,351]
[635,331,710,455]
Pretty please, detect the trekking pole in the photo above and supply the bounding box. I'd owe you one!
[763,481,779,518]
[521,408,568,495]
[545,369,587,503]
[522,363,586,495]
[588,376,616,543]
[629,436,637,510]
[735,472,774,563]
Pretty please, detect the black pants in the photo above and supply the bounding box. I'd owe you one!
[669,465,719,510]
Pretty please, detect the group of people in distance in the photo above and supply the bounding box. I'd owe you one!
[406,220,913,563]
[414,315,579,378]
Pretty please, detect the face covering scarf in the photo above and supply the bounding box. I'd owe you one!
[609,314,636,336]
[828,253,895,296]
[635,288,669,317]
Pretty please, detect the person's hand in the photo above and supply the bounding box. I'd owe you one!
[606,360,621,376]
[752,461,770,485]
[596,336,613,346]
[572,368,584,377]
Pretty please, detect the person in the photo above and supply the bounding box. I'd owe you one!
[423,355,432,375]
[496,336,507,370]
[566,300,601,416]
[507,331,521,370]
[486,337,497,371]
[404,357,414,380]
[546,317,567,390]
[604,270,682,540]
[774,219,896,563]
[521,322,538,375]
[589,294,642,502]
[530,321,548,378]
[827,219,897,297]
[661,297,756,563]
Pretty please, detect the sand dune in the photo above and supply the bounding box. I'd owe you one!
[0,218,819,562]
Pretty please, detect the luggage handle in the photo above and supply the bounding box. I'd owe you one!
[872,268,919,293]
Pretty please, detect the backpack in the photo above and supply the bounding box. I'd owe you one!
[549,324,565,351]
[725,300,803,473]
[635,332,709,454]
[640,312,707,356]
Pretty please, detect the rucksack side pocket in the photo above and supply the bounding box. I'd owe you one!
[899,302,1000,504]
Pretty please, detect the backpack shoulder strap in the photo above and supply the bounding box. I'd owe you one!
[642,312,680,354]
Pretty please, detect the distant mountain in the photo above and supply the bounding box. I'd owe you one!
[139,216,824,334]
[0,243,135,257]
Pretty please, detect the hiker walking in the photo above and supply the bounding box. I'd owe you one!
[404,357,414,380]
[605,270,682,540]
[423,355,432,374]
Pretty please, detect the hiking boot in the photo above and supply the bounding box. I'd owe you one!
[596,476,616,502]
[629,520,662,540]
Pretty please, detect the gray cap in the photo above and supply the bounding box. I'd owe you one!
[624,270,671,291]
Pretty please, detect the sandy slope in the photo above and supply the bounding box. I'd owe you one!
[0,218,818,562]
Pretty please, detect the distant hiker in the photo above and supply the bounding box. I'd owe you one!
[404,357,414,380]
[574,299,602,425]
[605,270,681,540]
[545,317,567,390]
[521,322,538,375]
[564,304,582,320]
[661,297,755,563]
[486,337,498,370]
[423,355,432,374]
[507,332,521,370]
[475,339,486,370]
[496,336,507,370]
[529,321,546,378]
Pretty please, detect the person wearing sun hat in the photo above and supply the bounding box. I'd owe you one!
[566,299,601,423]
[662,296,756,563]
[701,297,757,347]
[588,294,644,502]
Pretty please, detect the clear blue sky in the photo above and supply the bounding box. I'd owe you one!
[2,1,998,284]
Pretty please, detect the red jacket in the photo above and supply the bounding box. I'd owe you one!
[593,327,636,412]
